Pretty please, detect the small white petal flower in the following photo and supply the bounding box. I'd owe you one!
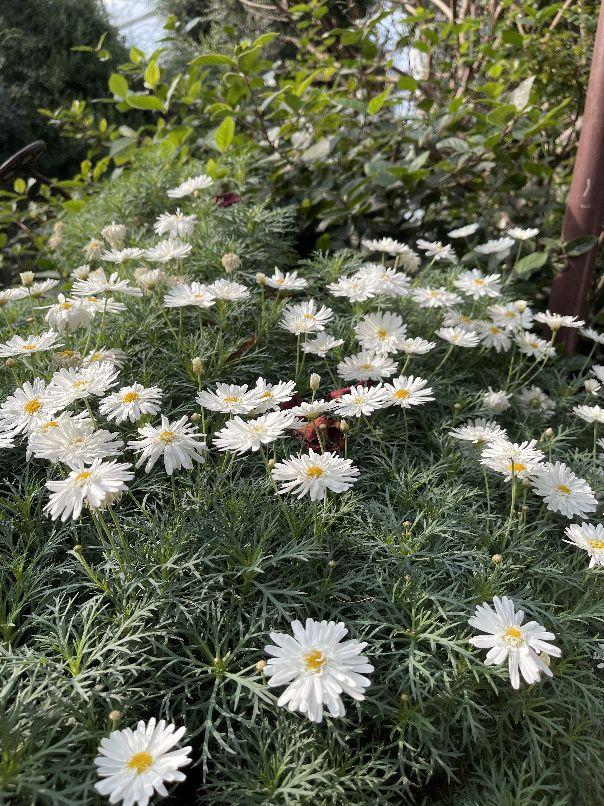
[145,238,192,263]
[337,350,397,382]
[531,462,598,519]
[354,311,407,354]
[481,438,544,481]
[43,294,95,332]
[334,384,390,417]
[482,387,512,412]
[475,321,512,352]
[164,283,215,309]
[128,415,206,475]
[475,237,515,255]
[82,347,127,368]
[289,399,336,419]
[436,327,480,348]
[196,383,262,415]
[447,223,479,238]
[508,227,539,240]
[327,275,380,302]
[573,404,604,425]
[264,268,308,292]
[516,331,555,360]
[533,310,584,331]
[99,383,163,423]
[44,459,133,521]
[167,174,213,198]
[153,209,197,239]
[271,449,360,500]
[0,379,58,435]
[45,363,120,409]
[72,270,143,297]
[0,329,61,358]
[565,523,604,568]
[416,239,457,262]
[101,247,145,264]
[281,299,333,334]
[580,327,604,346]
[383,375,434,409]
[213,410,297,454]
[411,287,462,309]
[209,279,249,302]
[399,337,436,355]
[518,386,555,417]
[27,279,60,298]
[449,418,507,446]
[488,301,534,331]
[469,596,561,689]
[453,269,501,300]
[28,412,123,465]
[251,377,297,414]
[361,237,411,256]
[301,332,344,357]
[264,618,373,723]
[94,717,192,806]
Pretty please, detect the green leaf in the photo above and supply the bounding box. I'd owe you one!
[126,94,165,111]
[189,53,237,68]
[215,116,235,152]
[514,252,548,277]
[13,178,26,194]
[396,74,418,92]
[564,235,599,257]
[108,73,129,99]
[367,88,392,115]
[486,104,517,125]
[250,32,278,49]
[144,60,161,89]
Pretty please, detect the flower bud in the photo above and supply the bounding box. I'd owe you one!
[255,659,267,672]
[453,402,462,411]
[491,553,503,564]
[585,379,600,394]
[267,458,276,469]
[403,521,412,529]
[108,709,122,723]
[191,357,204,376]
[309,373,321,391]
[339,419,349,433]
[221,252,241,273]
[190,412,201,422]
[71,263,91,280]
[101,221,126,249]
[5,358,16,368]
[256,272,266,286]
[73,544,83,554]
[318,422,327,431]
[400,693,410,703]
[19,271,35,286]
[327,559,336,568]
[540,651,551,668]
[543,427,554,439]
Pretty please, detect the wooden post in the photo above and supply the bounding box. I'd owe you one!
[549,0,604,351]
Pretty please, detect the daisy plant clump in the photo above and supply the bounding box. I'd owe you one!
[1,167,603,806]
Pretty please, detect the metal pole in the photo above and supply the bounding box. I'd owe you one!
[549,0,604,351]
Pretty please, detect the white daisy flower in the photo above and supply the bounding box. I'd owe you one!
[271,449,360,500]
[565,523,604,568]
[78,296,126,316]
[585,378,601,395]
[508,227,539,240]
[164,282,216,309]
[209,279,250,302]
[0,287,28,305]
[453,269,502,300]
[263,618,373,723]
[480,438,544,481]
[82,347,127,368]
[145,238,192,263]
[580,327,604,345]
[483,387,512,412]
[101,247,145,264]
[0,329,61,358]
[154,209,197,239]
[0,379,58,435]
[533,310,584,331]
[83,238,104,260]
[449,418,507,446]
[488,301,534,331]
[251,377,297,414]
[354,311,407,354]
[129,415,206,475]
[196,383,261,415]
[72,270,143,297]
[411,287,462,309]
[399,337,436,355]
[264,268,308,292]
[469,596,561,689]
[288,399,336,419]
[337,350,397,382]
[281,299,333,335]
[94,718,192,806]
[45,362,120,409]
[44,459,134,521]
[301,333,344,357]
[213,411,297,454]
[383,375,434,409]
[475,321,512,352]
[99,383,163,423]
[136,268,167,292]
[516,331,555,360]
[573,404,604,424]
[43,294,95,332]
[447,223,479,238]
[71,264,91,280]
[436,327,480,348]
[416,239,457,262]
[167,174,213,198]
[441,311,478,330]
[592,365,604,384]
[356,265,411,297]
[28,279,60,299]
[361,236,410,255]
[530,462,597,519]
[334,384,390,417]
[518,386,555,417]
[28,412,123,465]
[326,275,380,302]
[101,222,126,249]
[474,237,515,255]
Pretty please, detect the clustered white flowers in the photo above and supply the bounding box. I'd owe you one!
[2,197,601,805]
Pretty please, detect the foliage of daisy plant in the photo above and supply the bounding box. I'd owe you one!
[1,156,604,804]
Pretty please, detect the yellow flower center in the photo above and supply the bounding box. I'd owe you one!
[303,313,315,319]
[557,484,571,495]
[354,396,365,404]
[504,311,515,318]
[304,649,327,673]
[275,278,285,285]
[306,465,324,479]
[377,329,389,340]
[59,350,76,359]
[502,625,525,647]
[23,343,37,350]
[261,391,273,399]
[394,389,410,399]
[193,293,206,299]
[360,363,372,370]
[73,380,88,389]
[24,398,42,415]
[588,539,604,550]
[159,430,176,444]
[223,396,241,403]
[530,341,539,349]
[42,420,58,431]
[122,391,140,403]
[89,352,103,362]
[60,302,72,310]
[474,278,485,286]
[75,471,91,484]
[126,751,154,775]
[489,326,500,334]
[507,461,527,474]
